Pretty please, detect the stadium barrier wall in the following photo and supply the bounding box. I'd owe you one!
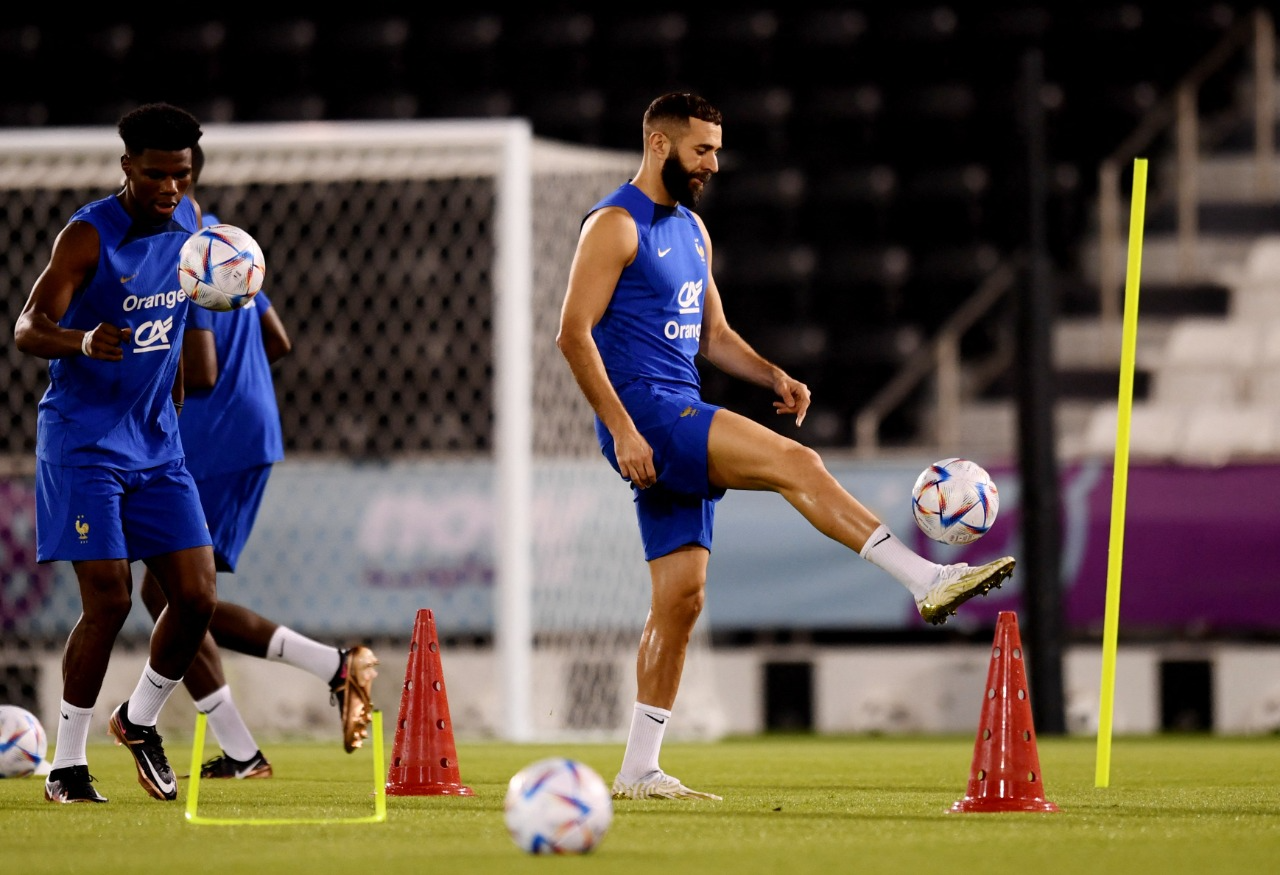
[6,638,1280,741]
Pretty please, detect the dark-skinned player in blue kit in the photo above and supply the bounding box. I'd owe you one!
[556,92,1016,801]
[15,103,214,803]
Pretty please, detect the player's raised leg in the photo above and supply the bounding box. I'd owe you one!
[210,603,381,752]
[706,408,1013,624]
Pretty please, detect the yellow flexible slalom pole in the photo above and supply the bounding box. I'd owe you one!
[1095,158,1147,789]
[185,709,387,825]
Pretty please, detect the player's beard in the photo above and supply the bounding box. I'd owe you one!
[661,155,706,208]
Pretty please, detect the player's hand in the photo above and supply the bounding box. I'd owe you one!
[82,323,131,361]
[613,428,657,490]
[772,374,811,427]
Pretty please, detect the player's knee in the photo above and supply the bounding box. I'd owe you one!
[654,579,705,626]
[187,586,218,624]
[77,569,133,628]
[86,590,133,632]
[686,587,705,621]
[778,441,827,483]
[672,581,705,623]
[173,574,218,624]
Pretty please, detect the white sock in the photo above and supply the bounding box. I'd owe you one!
[49,700,93,770]
[194,685,259,762]
[618,702,671,781]
[126,663,180,726]
[267,626,342,681]
[860,525,942,600]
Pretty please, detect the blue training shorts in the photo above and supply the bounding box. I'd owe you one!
[35,457,212,563]
[195,464,273,573]
[595,381,726,561]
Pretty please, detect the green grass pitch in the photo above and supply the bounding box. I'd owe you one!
[1,732,1276,874]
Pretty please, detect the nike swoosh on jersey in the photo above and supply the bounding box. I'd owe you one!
[657,247,672,257]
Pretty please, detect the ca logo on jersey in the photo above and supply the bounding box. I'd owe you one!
[677,280,703,315]
[133,316,175,353]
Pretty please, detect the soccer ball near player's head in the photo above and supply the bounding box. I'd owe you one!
[644,92,723,208]
[179,223,265,311]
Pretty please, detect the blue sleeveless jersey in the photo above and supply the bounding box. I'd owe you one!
[589,183,709,392]
[180,290,284,478]
[36,195,198,469]
[179,212,283,478]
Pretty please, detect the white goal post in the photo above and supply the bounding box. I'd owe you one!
[0,119,724,743]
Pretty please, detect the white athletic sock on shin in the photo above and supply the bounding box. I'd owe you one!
[619,702,672,782]
[50,700,94,769]
[194,685,260,762]
[859,525,941,600]
[126,663,180,726]
[266,626,342,681]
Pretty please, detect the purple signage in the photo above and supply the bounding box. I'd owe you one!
[934,462,1280,634]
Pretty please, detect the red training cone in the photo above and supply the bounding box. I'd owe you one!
[385,608,474,796]
[950,611,1059,813]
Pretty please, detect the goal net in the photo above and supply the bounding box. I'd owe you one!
[0,120,725,743]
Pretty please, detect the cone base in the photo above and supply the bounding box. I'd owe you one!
[385,782,475,797]
[950,796,1059,813]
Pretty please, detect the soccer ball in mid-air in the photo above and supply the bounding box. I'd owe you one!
[178,223,265,311]
[0,705,47,778]
[911,457,1000,545]
[504,757,613,854]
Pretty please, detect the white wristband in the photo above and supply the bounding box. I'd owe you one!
[80,330,92,357]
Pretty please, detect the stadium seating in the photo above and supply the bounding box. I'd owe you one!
[1225,235,1280,322]
[1178,403,1280,466]
[1081,403,1186,462]
[1150,318,1262,405]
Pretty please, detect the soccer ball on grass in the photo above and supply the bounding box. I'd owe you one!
[178,223,265,311]
[0,704,47,778]
[504,757,613,854]
[910,457,1000,545]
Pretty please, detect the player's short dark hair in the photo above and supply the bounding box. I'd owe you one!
[117,103,202,155]
[643,92,723,131]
